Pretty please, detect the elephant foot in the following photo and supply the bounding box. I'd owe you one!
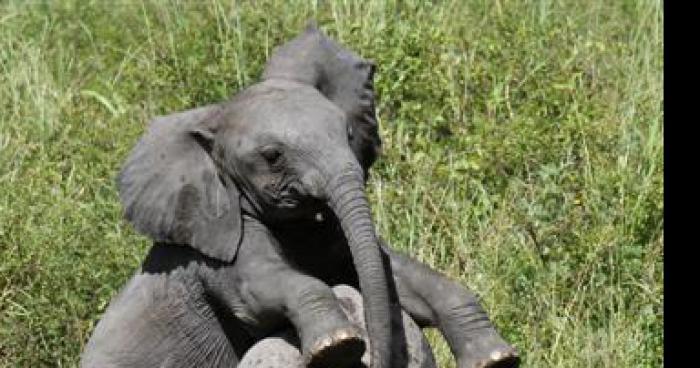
[471,350,519,368]
[457,331,520,368]
[303,326,366,368]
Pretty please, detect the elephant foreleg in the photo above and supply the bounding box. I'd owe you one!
[231,259,366,368]
[238,285,437,368]
[380,242,520,368]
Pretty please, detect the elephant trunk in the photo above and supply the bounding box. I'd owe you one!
[326,165,391,368]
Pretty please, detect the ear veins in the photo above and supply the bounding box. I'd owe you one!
[173,184,199,242]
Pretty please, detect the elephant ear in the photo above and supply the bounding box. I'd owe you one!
[117,104,243,263]
[262,24,381,176]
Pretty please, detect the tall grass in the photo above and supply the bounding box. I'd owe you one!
[0,1,663,366]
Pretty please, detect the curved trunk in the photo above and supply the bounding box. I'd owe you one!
[326,166,391,368]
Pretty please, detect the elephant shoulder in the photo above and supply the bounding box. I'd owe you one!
[82,272,233,367]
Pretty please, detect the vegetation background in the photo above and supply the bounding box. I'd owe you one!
[0,0,663,367]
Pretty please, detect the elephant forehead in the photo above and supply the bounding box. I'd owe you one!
[237,82,347,133]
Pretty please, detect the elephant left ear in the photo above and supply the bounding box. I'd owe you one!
[117,104,243,263]
[262,24,382,176]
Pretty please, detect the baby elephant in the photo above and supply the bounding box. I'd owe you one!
[81,25,519,368]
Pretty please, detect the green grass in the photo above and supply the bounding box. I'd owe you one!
[0,0,663,366]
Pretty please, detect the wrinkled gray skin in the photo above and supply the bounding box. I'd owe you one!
[81,26,519,368]
[238,285,436,368]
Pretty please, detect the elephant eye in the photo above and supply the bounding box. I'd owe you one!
[260,146,283,166]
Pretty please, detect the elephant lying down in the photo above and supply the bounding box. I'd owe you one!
[238,285,436,368]
[81,25,519,368]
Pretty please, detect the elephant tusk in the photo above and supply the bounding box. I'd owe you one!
[315,212,325,222]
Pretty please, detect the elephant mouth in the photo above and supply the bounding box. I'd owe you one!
[276,188,305,210]
[278,196,300,208]
[276,180,321,207]
[269,186,327,223]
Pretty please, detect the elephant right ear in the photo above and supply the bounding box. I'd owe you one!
[117,104,243,263]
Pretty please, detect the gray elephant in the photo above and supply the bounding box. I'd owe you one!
[81,25,519,368]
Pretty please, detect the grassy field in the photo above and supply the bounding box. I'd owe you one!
[0,0,663,366]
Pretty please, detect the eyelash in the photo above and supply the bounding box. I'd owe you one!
[260,148,283,167]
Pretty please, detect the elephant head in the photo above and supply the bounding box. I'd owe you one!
[117,25,391,367]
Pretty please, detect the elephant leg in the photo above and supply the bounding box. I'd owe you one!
[239,285,437,368]
[236,262,366,368]
[380,243,520,368]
